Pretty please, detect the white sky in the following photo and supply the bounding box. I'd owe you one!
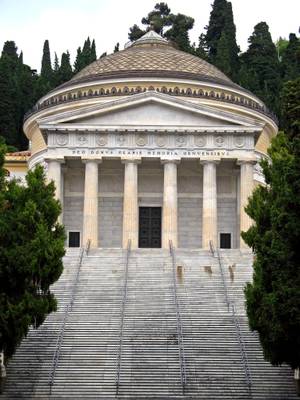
[0,0,299,72]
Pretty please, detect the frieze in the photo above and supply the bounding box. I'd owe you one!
[48,132,254,152]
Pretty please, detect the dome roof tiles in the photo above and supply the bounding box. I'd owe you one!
[68,33,232,87]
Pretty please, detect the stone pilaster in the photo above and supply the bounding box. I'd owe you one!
[45,157,64,222]
[238,159,256,250]
[82,158,102,248]
[122,158,141,249]
[201,159,219,249]
[161,159,179,249]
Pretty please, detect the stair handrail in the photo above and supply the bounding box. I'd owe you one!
[115,239,131,395]
[232,303,252,394]
[48,241,89,394]
[210,241,230,311]
[210,240,252,395]
[169,240,187,394]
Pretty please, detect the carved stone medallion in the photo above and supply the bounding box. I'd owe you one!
[194,135,206,147]
[96,133,108,146]
[175,135,187,147]
[136,134,147,147]
[215,136,225,147]
[77,134,88,146]
[234,135,245,148]
[116,134,126,146]
[56,134,68,146]
[155,135,166,147]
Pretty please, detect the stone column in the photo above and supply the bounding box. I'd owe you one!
[161,159,179,249]
[122,158,141,249]
[238,159,255,250]
[201,159,219,249]
[46,157,64,222]
[82,158,102,248]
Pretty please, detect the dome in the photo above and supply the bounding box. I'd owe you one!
[64,30,234,89]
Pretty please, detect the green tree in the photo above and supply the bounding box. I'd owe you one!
[56,51,73,85]
[164,13,194,53]
[239,22,281,115]
[74,37,97,73]
[280,33,300,82]
[114,43,120,53]
[0,143,65,360]
[40,40,53,83]
[214,31,231,76]
[242,78,300,369]
[0,41,37,150]
[205,0,240,79]
[195,33,208,60]
[128,3,194,52]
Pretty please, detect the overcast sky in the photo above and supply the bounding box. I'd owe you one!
[0,0,299,72]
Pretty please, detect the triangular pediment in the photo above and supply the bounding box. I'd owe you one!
[38,91,262,131]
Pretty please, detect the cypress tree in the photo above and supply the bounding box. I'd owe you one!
[74,38,97,74]
[57,51,73,85]
[114,43,120,53]
[91,39,97,62]
[215,31,231,76]
[280,33,300,82]
[242,78,300,370]
[205,0,240,79]
[239,22,281,115]
[41,40,53,82]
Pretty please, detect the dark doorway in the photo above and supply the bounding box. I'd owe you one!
[220,233,231,249]
[139,207,162,248]
[69,231,80,247]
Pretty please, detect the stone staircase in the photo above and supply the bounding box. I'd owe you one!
[0,247,298,399]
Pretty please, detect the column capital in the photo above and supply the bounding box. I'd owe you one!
[81,157,102,164]
[121,157,142,165]
[236,156,257,166]
[161,158,181,165]
[45,156,65,164]
[200,158,221,166]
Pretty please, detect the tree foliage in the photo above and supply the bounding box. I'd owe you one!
[0,142,65,359]
[74,37,97,73]
[205,0,240,79]
[128,2,194,53]
[239,22,282,116]
[242,78,300,369]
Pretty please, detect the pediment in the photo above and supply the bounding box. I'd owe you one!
[38,91,261,130]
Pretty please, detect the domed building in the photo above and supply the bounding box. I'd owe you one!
[5,31,299,400]
[24,30,277,251]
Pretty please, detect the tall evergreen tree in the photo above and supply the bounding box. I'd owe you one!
[91,39,97,61]
[214,31,231,76]
[280,33,300,82]
[239,22,281,115]
[56,51,73,85]
[205,0,240,79]
[114,43,120,53]
[40,40,53,82]
[242,77,300,370]
[74,38,97,74]
[0,41,37,149]
[0,153,66,360]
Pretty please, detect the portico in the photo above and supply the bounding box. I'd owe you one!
[45,152,255,250]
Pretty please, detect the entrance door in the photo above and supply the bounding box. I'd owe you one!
[139,207,161,248]
[69,231,80,247]
[220,233,231,249]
